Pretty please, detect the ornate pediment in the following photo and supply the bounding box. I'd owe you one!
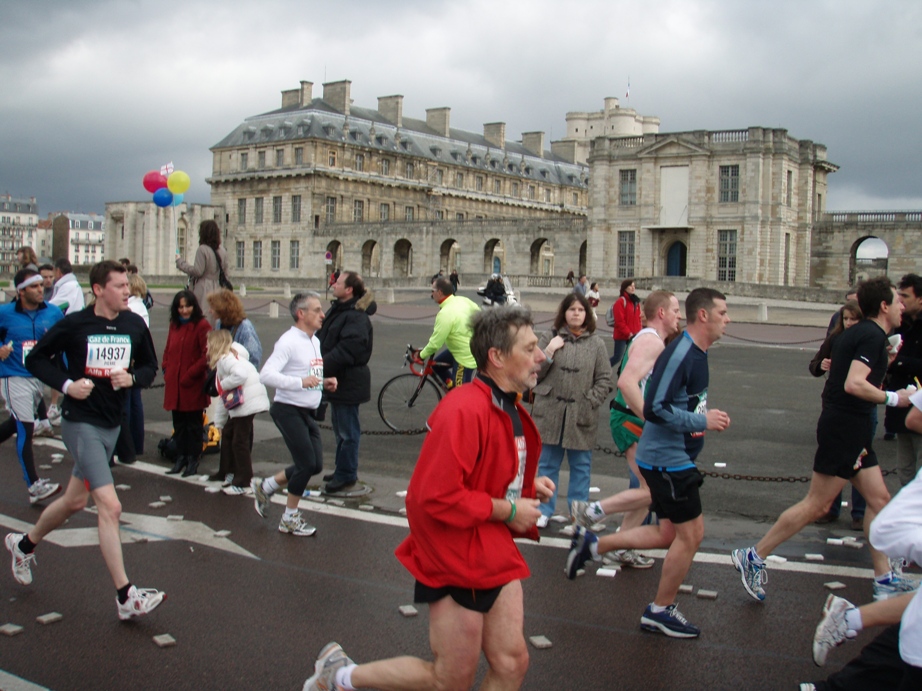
[637,136,710,159]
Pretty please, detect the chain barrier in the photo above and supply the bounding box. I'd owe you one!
[723,331,825,346]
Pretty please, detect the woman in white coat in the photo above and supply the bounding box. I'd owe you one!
[207,330,269,495]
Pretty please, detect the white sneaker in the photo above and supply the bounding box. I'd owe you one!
[251,477,270,518]
[536,515,549,529]
[222,485,251,496]
[813,593,857,666]
[303,641,354,691]
[117,585,166,620]
[279,512,317,537]
[47,404,62,426]
[28,479,61,505]
[5,533,35,585]
[33,419,54,437]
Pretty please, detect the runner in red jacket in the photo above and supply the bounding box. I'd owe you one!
[612,277,643,366]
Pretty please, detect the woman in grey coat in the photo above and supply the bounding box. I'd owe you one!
[176,219,228,319]
[532,292,613,528]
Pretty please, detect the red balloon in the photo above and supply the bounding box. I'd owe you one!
[142,170,168,193]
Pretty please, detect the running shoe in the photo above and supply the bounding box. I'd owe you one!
[602,549,655,569]
[303,641,354,691]
[33,419,55,437]
[47,404,62,427]
[536,514,549,529]
[117,585,166,621]
[813,593,857,667]
[570,499,596,530]
[28,479,61,505]
[640,603,700,638]
[731,547,767,601]
[221,473,235,488]
[222,485,251,496]
[566,526,598,579]
[5,533,35,585]
[872,574,920,601]
[279,512,317,537]
[251,477,270,518]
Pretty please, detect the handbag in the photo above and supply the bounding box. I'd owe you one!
[215,369,244,410]
[210,246,234,291]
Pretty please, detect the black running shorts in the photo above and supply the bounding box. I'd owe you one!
[414,581,504,614]
[813,408,878,480]
[639,466,704,524]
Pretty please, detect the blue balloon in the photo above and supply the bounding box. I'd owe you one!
[153,188,173,207]
[170,193,184,207]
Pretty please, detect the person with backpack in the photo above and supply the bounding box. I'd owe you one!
[611,278,642,366]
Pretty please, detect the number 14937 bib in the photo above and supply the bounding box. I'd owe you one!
[85,334,132,377]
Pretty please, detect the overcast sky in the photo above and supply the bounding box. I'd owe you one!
[2,0,921,216]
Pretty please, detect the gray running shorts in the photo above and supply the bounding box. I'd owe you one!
[61,419,119,490]
[1,377,43,423]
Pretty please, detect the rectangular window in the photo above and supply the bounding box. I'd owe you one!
[786,170,793,207]
[476,176,484,192]
[718,229,738,281]
[435,169,443,185]
[434,210,443,220]
[252,240,262,269]
[353,200,364,222]
[276,149,284,167]
[493,179,501,194]
[456,212,464,220]
[271,240,280,270]
[572,192,579,205]
[354,153,364,172]
[294,147,303,165]
[325,196,336,224]
[236,241,245,269]
[456,172,464,187]
[719,165,740,203]
[329,150,336,166]
[379,203,390,221]
[254,198,264,224]
[290,240,300,269]
[405,206,415,222]
[239,152,248,171]
[380,158,390,175]
[272,196,282,223]
[406,161,415,178]
[618,231,635,278]
[291,195,301,223]
[620,169,637,205]
[257,151,266,168]
[237,198,246,224]
[544,188,551,202]
[528,185,536,200]
[511,182,519,196]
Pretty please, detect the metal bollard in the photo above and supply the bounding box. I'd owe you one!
[757,302,768,322]
[269,302,279,318]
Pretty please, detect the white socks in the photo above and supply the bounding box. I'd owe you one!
[586,501,605,522]
[263,477,281,494]
[844,607,863,634]
[335,664,357,690]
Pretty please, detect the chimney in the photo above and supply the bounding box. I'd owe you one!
[281,89,299,109]
[281,81,313,108]
[484,122,506,149]
[378,95,403,127]
[426,107,451,137]
[323,79,351,116]
[299,80,313,107]
[522,131,545,158]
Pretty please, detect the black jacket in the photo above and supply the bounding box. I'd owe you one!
[317,291,376,405]
[885,314,922,433]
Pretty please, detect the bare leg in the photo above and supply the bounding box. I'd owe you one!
[850,467,893,578]
[28,475,89,543]
[859,592,913,627]
[654,516,703,607]
[595,521,675,554]
[91,484,129,588]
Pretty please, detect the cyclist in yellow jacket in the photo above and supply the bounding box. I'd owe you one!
[417,277,481,387]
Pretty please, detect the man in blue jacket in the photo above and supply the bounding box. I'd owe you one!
[0,268,64,504]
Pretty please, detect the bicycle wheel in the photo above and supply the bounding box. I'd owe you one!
[378,374,443,432]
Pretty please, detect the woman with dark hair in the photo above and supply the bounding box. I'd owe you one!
[611,277,642,366]
[16,246,39,271]
[531,292,613,528]
[206,289,262,367]
[176,219,228,315]
[161,290,211,476]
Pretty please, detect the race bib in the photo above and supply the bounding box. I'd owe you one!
[85,334,132,377]
[21,340,36,366]
[308,358,323,391]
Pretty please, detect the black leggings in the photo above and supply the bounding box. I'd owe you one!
[0,416,36,486]
[270,402,323,497]
[171,409,203,459]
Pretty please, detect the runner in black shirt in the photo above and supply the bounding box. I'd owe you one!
[4,261,165,620]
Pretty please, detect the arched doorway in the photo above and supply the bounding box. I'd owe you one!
[530,238,552,274]
[484,239,505,274]
[394,239,413,277]
[326,240,343,272]
[440,238,460,273]
[578,240,587,277]
[362,239,380,277]
[851,236,889,285]
[666,241,687,277]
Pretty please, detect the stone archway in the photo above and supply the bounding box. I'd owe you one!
[440,238,460,273]
[326,240,343,272]
[530,238,552,274]
[362,239,380,277]
[394,238,413,277]
[484,238,505,274]
[851,236,889,285]
[578,240,587,277]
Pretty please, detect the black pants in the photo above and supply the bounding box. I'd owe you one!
[815,625,922,690]
[172,409,203,459]
[218,414,255,487]
[270,402,322,497]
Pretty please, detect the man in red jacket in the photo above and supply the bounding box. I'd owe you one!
[304,306,555,691]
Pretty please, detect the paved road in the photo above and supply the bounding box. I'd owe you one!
[0,294,913,690]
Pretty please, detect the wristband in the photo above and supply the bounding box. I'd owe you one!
[885,391,900,407]
[504,500,517,524]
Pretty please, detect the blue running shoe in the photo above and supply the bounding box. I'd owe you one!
[640,603,700,638]
[731,547,767,601]
[873,574,920,601]
[566,525,598,580]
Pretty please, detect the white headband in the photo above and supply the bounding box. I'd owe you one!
[16,274,44,292]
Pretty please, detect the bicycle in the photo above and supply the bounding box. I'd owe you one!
[377,344,451,433]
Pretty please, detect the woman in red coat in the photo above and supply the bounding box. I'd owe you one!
[162,290,212,476]
[611,278,643,367]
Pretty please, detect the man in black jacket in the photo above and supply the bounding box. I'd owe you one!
[318,271,376,493]
[886,273,922,486]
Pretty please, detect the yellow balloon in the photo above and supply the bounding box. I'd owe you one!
[167,170,191,194]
